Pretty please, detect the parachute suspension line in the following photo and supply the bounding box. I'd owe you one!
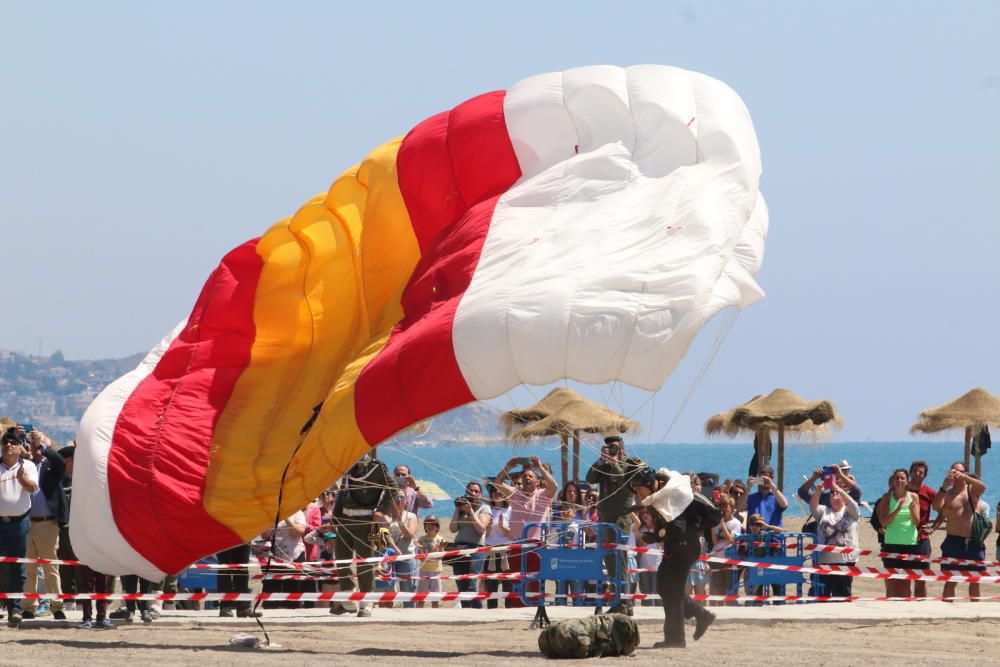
[596,382,614,413]
[612,381,626,414]
[475,399,506,416]
[252,400,324,645]
[382,442,487,493]
[626,388,658,421]
[522,383,541,403]
[655,308,740,444]
[648,391,657,443]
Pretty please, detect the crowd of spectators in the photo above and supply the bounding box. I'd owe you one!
[2,416,999,628]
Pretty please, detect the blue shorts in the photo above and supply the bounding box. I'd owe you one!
[941,534,986,572]
[688,563,709,587]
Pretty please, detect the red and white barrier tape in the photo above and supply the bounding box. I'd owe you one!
[0,591,524,603]
[259,572,524,582]
[781,542,998,569]
[5,540,997,573]
[702,555,1000,583]
[0,542,534,570]
[6,590,1000,604]
[615,542,1000,570]
[647,593,1000,603]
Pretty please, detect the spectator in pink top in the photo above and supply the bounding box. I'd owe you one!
[495,456,558,540]
[393,465,433,516]
[494,455,557,608]
[304,500,323,562]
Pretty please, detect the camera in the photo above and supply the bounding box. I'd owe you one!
[606,443,621,456]
[454,496,470,507]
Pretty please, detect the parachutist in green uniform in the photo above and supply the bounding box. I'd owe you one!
[586,436,638,615]
[330,449,397,617]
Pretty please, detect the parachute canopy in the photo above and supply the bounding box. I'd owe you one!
[73,65,768,579]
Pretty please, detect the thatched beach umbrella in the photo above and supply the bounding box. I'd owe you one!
[502,387,639,486]
[910,387,1000,476]
[705,388,842,491]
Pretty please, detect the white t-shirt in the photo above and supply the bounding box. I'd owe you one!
[711,517,742,554]
[274,510,306,561]
[812,505,859,564]
[0,458,38,516]
[486,506,511,545]
[390,511,418,555]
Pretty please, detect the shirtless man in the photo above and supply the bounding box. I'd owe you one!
[932,461,987,600]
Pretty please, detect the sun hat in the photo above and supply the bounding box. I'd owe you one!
[838,459,851,471]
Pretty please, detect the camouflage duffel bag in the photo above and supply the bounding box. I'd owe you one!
[538,613,640,659]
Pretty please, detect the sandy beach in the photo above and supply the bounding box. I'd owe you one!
[4,615,1000,666]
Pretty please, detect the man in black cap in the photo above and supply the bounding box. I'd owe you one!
[586,435,637,615]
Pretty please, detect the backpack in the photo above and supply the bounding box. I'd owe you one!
[538,613,640,659]
[689,492,723,529]
[970,494,993,547]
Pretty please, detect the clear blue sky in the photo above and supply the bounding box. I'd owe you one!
[2,2,998,442]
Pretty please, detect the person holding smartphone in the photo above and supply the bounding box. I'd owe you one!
[797,460,862,509]
[393,464,433,517]
[876,469,920,598]
[746,467,788,529]
[810,482,860,597]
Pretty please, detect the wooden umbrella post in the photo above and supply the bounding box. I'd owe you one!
[973,427,983,477]
[777,425,785,492]
[572,433,581,482]
[964,426,972,472]
[560,433,569,490]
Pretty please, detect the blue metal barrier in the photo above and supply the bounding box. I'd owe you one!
[178,556,219,593]
[725,531,817,603]
[515,521,626,609]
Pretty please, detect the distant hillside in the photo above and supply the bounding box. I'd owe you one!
[386,402,507,446]
[0,349,144,443]
[0,348,506,446]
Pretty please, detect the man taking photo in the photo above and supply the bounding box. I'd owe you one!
[1,426,39,627]
[20,429,68,620]
[586,436,637,615]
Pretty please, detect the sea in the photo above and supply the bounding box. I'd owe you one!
[378,440,999,517]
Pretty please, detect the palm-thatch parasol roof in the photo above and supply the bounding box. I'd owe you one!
[501,387,639,485]
[508,398,639,443]
[704,388,842,492]
[909,388,1000,434]
[502,387,581,434]
[704,388,842,437]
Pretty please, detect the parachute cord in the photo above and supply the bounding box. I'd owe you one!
[648,391,657,442]
[252,401,322,646]
[626,389,658,421]
[655,308,739,444]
